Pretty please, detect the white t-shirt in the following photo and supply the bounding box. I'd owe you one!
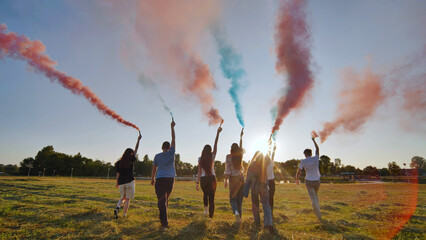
[267,161,275,180]
[299,154,321,181]
[198,153,216,177]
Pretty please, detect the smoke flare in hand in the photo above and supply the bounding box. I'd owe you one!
[271,0,314,134]
[0,23,139,131]
[318,66,387,143]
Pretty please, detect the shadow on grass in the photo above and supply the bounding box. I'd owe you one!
[174,218,208,239]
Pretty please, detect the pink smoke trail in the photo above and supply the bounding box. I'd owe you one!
[0,23,139,131]
[272,0,314,133]
[318,66,387,143]
[132,0,222,125]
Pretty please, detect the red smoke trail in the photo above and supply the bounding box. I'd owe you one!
[131,0,222,125]
[318,66,387,143]
[0,23,139,131]
[272,0,314,133]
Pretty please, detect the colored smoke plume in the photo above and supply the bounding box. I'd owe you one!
[272,0,314,134]
[0,23,139,131]
[138,73,173,118]
[212,25,246,127]
[132,0,222,125]
[318,66,387,143]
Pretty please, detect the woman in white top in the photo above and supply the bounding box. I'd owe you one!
[196,126,222,218]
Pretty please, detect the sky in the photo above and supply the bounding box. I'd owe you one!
[0,0,425,169]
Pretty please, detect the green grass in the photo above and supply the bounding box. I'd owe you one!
[0,177,424,239]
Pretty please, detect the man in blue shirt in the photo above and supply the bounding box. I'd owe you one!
[151,119,176,230]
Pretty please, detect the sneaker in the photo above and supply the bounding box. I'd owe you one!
[114,208,119,219]
[235,211,241,223]
[162,225,169,231]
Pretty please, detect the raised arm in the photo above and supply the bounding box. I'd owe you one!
[239,128,244,148]
[171,119,176,149]
[213,127,222,156]
[134,131,142,155]
[271,142,276,162]
[312,137,319,156]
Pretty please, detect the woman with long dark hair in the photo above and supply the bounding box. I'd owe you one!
[224,128,245,223]
[195,126,222,218]
[114,131,141,219]
[243,151,273,233]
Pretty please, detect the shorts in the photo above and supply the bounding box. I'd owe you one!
[119,180,135,199]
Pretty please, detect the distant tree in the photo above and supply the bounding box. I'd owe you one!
[334,158,342,168]
[363,166,379,176]
[278,159,301,179]
[19,157,35,175]
[410,156,426,170]
[0,164,5,172]
[388,162,401,176]
[319,155,331,175]
[5,164,19,175]
[343,165,357,173]
[379,168,390,176]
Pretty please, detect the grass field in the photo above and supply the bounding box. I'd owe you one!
[0,177,424,240]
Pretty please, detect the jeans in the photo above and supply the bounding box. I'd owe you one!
[155,177,174,226]
[229,174,244,216]
[305,180,321,220]
[200,175,217,218]
[268,179,275,214]
[251,183,273,226]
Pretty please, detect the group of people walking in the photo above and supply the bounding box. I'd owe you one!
[113,119,322,233]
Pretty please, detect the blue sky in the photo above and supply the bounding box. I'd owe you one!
[1,0,425,169]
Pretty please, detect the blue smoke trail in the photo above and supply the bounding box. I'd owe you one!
[138,73,174,118]
[213,26,246,127]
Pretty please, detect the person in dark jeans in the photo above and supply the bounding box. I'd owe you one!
[151,119,176,230]
[196,125,222,218]
[244,151,273,233]
[267,142,276,214]
[114,131,141,219]
[224,128,245,223]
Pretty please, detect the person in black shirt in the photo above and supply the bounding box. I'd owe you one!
[114,131,141,219]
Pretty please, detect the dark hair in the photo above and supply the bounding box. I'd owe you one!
[230,143,242,170]
[119,148,134,169]
[249,151,266,183]
[200,145,213,176]
[304,149,312,156]
[162,141,171,150]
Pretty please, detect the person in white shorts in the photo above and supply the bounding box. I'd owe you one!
[295,135,322,221]
[114,131,141,219]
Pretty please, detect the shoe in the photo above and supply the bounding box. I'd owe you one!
[268,225,275,234]
[162,225,169,231]
[235,211,241,223]
[203,207,208,216]
[114,208,119,219]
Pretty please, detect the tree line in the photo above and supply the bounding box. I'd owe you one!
[1,146,425,180]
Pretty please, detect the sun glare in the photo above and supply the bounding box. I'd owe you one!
[248,135,270,157]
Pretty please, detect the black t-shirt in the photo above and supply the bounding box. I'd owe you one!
[115,156,136,185]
